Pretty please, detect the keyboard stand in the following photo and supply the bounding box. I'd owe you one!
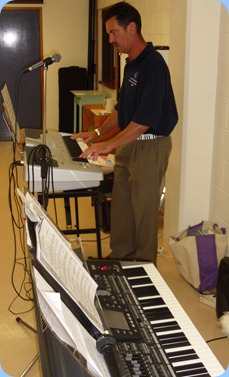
[38,188,102,259]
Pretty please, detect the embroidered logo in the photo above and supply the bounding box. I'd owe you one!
[129,71,138,87]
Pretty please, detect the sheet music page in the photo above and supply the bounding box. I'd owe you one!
[18,189,104,333]
[34,268,110,377]
[1,84,21,142]
[17,189,73,249]
[34,268,77,349]
[35,216,103,332]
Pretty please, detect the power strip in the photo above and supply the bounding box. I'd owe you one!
[199,294,216,309]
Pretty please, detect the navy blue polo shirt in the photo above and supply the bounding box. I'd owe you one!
[116,43,178,136]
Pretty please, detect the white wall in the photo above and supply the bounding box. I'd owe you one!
[163,0,186,245]
[210,5,229,230]
[177,0,220,229]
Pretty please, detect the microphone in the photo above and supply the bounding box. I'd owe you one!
[96,334,126,377]
[24,53,61,73]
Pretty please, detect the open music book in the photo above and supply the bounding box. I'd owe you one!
[18,189,111,376]
[1,84,22,144]
[33,267,109,377]
[18,189,103,331]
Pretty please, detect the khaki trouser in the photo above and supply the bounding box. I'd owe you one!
[109,135,172,265]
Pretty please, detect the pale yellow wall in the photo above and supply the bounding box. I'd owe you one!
[42,0,89,131]
[6,0,89,131]
[97,0,170,46]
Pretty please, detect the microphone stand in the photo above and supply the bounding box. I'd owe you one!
[42,65,48,146]
[40,65,49,208]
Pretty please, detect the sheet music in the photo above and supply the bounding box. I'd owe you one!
[36,216,103,332]
[1,84,21,142]
[18,189,104,333]
[34,268,110,377]
[17,188,73,249]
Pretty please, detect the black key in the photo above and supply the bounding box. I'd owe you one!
[167,349,198,363]
[72,156,88,163]
[143,306,173,321]
[158,333,190,347]
[140,297,165,306]
[132,285,160,297]
[124,267,148,277]
[153,322,181,332]
[174,362,210,376]
[128,277,152,286]
[158,332,187,341]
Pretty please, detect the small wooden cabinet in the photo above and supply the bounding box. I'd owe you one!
[82,104,119,143]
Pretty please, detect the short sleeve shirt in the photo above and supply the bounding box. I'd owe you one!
[116,43,178,136]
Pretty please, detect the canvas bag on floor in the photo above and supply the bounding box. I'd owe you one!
[169,221,227,292]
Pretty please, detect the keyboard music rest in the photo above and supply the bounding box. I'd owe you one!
[122,263,224,377]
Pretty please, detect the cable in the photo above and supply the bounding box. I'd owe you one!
[206,336,227,343]
[5,66,37,314]
[6,67,60,313]
[7,145,59,313]
[8,161,34,314]
[27,144,58,225]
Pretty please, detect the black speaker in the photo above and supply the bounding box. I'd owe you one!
[58,66,87,133]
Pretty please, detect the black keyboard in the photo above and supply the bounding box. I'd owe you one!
[86,260,223,377]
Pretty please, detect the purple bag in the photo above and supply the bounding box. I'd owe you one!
[169,221,227,292]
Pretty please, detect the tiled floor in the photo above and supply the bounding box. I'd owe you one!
[0,141,228,376]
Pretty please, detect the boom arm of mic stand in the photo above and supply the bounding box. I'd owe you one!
[96,334,126,377]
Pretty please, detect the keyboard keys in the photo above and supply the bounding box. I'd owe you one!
[62,135,88,162]
[124,266,212,377]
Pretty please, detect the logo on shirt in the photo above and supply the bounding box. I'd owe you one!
[129,71,138,87]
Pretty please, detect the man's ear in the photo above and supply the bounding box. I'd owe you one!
[127,21,136,34]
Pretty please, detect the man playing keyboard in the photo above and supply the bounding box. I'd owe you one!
[72,2,178,265]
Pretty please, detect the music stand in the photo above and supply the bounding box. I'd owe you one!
[17,63,50,376]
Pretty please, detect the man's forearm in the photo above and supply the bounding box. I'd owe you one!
[97,108,119,136]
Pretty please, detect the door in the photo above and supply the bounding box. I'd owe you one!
[0,8,42,140]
